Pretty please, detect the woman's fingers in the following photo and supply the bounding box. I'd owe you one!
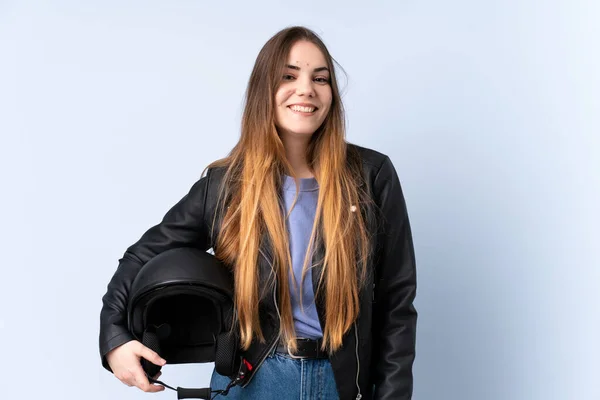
[131,364,165,392]
[108,340,166,392]
[137,343,167,367]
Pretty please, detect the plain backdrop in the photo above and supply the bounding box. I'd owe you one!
[1,1,598,399]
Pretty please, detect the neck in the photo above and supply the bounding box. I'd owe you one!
[280,132,314,178]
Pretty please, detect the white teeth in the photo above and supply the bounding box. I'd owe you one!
[290,105,315,113]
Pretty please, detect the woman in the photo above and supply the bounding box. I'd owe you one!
[99,26,417,400]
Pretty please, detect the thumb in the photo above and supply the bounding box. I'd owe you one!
[130,364,164,393]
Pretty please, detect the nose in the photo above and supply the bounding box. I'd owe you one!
[295,75,315,97]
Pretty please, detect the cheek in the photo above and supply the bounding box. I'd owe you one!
[320,92,333,115]
[320,87,333,107]
[274,89,290,125]
[275,86,293,106]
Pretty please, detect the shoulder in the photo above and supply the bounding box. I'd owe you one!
[198,161,232,191]
[346,143,407,216]
[346,142,395,181]
[203,164,228,181]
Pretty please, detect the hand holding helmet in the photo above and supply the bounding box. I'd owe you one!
[102,247,244,399]
[106,339,167,393]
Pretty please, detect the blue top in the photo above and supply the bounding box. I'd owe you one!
[281,174,323,339]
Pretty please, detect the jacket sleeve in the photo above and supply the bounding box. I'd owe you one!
[98,169,213,373]
[371,156,418,400]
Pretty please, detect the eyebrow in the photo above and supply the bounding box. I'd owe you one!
[286,64,330,73]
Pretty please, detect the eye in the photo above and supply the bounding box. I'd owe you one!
[314,77,330,84]
[283,74,295,81]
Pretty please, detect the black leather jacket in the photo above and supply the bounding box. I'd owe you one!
[99,143,417,400]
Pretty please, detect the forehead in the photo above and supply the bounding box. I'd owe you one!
[286,40,328,67]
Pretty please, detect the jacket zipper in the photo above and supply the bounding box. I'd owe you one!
[354,322,362,399]
[355,277,375,399]
[241,274,281,387]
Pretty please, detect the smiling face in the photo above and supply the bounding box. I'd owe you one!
[274,40,333,140]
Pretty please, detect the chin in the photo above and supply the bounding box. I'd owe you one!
[279,124,321,137]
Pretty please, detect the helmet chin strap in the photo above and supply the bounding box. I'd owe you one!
[141,324,249,399]
[145,356,250,399]
[147,373,238,399]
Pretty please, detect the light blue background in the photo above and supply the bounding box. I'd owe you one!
[1,1,598,399]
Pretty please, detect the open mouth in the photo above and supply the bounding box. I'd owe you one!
[288,105,318,114]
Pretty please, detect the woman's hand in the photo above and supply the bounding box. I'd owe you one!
[106,340,167,393]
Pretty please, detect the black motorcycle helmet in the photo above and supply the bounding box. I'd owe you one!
[126,247,243,399]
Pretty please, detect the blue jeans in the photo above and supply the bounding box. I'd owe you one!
[210,351,340,399]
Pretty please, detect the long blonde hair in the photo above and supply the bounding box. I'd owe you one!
[205,26,374,353]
